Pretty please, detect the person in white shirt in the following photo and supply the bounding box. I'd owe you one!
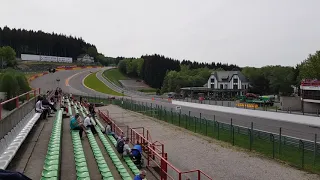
[83,113,97,134]
[35,96,49,119]
[123,138,132,157]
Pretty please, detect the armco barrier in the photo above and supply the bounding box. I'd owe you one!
[98,109,212,180]
[0,88,41,139]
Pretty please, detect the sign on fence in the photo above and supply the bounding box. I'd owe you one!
[236,103,258,109]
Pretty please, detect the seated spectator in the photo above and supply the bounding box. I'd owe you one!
[42,96,57,112]
[134,170,147,180]
[84,113,97,134]
[123,137,132,157]
[116,136,125,154]
[35,96,49,120]
[132,141,142,158]
[70,113,85,139]
[116,132,124,144]
[104,122,115,138]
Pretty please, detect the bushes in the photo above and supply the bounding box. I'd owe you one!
[0,69,31,110]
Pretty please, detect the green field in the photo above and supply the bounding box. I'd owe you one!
[102,68,128,86]
[84,72,124,96]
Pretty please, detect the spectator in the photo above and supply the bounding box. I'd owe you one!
[80,96,83,103]
[134,170,147,180]
[70,113,85,139]
[42,96,57,112]
[116,132,124,144]
[54,89,59,101]
[84,113,97,134]
[88,103,97,124]
[123,137,132,157]
[35,96,49,119]
[132,141,142,158]
[116,135,125,154]
[104,122,115,136]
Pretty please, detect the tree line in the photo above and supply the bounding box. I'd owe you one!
[117,54,240,90]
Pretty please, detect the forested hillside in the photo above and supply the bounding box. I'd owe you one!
[118,54,240,90]
[0,26,96,60]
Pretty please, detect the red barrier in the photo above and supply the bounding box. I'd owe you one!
[97,110,213,180]
[0,88,40,120]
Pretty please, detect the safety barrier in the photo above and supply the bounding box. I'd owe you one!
[98,110,212,180]
[236,103,258,109]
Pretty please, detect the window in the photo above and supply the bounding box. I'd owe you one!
[224,84,228,89]
[233,84,238,89]
[211,84,215,89]
[233,78,238,83]
[220,84,223,89]
[211,78,215,83]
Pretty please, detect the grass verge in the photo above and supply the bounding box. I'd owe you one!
[84,72,124,96]
[102,68,128,86]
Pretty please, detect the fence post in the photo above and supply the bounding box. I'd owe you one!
[314,134,317,167]
[170,109,173,123]
[279,127,282,155]
[194,117,196,132]
[300,140,304,168]
[16,97,19,108]
[185,114,188,129]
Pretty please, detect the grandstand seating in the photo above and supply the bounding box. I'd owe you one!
[70,100,91,180]
[78,105,116,180]
[41,109,63,180]
[0,111,41,169]
[80,104,143,179]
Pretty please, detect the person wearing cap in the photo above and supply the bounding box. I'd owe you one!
[70,113,85,139]
[134,170,147,180]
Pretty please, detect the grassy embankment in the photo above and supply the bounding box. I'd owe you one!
[84,71,123,96]
[103,68,156,93]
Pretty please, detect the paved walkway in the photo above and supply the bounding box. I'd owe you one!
[98,105,320,180]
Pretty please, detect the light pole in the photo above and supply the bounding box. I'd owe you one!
[56,78,60,88]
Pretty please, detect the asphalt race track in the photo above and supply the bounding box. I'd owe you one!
[30,68,320,142]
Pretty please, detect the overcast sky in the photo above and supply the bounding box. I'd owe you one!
[1,0,320,67]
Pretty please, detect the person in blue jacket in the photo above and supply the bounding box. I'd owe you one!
[134,170,146,180]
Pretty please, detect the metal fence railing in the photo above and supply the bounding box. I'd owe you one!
[71,93,320,174]
[111,98,320,174]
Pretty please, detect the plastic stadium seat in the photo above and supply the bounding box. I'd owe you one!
[0,111,42,170]
[40,110,63,180]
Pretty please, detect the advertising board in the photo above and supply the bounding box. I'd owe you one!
[20,54,73,63]
[21,54,40,61]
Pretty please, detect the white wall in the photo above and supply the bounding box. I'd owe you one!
[21,54,40,61]
[207,75,217,89]
[21,54,72,63]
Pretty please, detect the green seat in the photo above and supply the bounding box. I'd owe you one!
[42,170,58,178]
[122,177,132,180]
[94,153,103,158]
[118,168,128,173]
[76,162,88,167]
[48,147,60,152]
[77,177,90,180]
[101,172,113,178]
[99,167,110,173]
[120,172,131,178]
[113,161,122,166]
[44,159,59,165]
[45,155,59,160]
[95,156,105,161]
[103,177,114,180]
[76,166,89,172]
[132,169,140,175]
[41,177,58,180]
[96,159,106,164]
[77,171,90,178]
[75,158,86,163]
[43,164,59,171]
[97,163,108,169]
[74,154,85,159]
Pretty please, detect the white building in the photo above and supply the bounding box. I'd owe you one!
[207,71,250,90]
[77,54,94,63]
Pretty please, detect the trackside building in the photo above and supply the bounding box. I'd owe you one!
[300,79,320,113]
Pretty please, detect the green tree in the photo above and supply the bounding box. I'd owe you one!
[0,46,17,67]
[0,71,19,110]
[299,51,320,80]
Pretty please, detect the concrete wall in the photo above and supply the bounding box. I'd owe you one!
[280,96,320,113]
[280,96,301,111]
[0,98,36,139]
